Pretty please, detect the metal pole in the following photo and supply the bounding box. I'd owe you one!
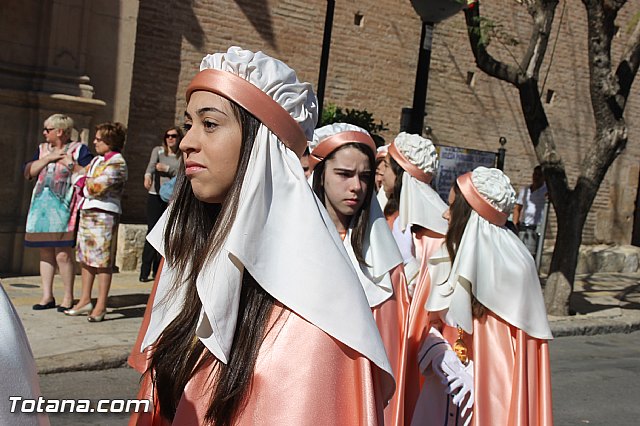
[497,136,507,170]
[536,198,550,273]
[316,0,335,123]
[408,20,434,135]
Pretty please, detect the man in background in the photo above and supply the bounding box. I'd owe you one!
[513,165,547,256]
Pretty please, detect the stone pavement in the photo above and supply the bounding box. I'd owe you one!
[1,271,640,374]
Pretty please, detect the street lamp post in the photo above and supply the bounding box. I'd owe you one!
[316,0,336,123]
[407,0,466,134]
[407,21,434,135]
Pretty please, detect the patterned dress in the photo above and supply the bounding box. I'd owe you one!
[76,152,128,268]
[24,142,92,247]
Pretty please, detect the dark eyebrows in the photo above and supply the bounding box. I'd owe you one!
[333,167,372,174]
[196,106,228,116]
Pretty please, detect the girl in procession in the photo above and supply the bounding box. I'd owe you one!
[308,122,409,425]
[413,167,553,425]
[128,47,394,425]
[381,132,449,422]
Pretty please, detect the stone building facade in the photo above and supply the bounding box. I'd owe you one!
[2,0,639,274]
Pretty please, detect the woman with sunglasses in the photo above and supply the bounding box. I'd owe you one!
[139,127,183,282]
[128,47,393,425]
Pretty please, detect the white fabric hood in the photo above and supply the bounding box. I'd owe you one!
[141,47,392,379]
[426,211,553,340]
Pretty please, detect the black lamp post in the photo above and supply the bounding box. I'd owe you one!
[316,0,335,124]
[407,1,465,134]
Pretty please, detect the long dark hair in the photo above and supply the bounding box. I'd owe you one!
[383,154,405,218]
[444,181,486,318]
[149,100,276,425]
[312,142,375,265]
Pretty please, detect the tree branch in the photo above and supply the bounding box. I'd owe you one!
[520,0,558,79]
[463,2,522,85]
[582,0,621,121]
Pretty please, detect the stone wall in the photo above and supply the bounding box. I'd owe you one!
[540,245,640,276]
[115,224,147,272]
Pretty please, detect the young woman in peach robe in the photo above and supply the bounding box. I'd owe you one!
[308,123,410,426]
[381,132,449,423]
[412,167,553,426]
[128,47,393,426]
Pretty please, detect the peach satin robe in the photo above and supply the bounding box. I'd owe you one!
[339,229,410,426]
[129,263,391,426]
[411,313,553,426]
[404,225,445,425]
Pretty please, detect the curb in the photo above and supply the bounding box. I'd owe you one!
[36,345,131,375]
[549,311,640,338]
[34,314,640,374]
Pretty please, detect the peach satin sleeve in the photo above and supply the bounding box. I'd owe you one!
[128,258,164,374]
[130,303,388,425]
[372,265,410,426]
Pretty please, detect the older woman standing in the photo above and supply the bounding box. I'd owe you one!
[65,122,128,322]
[24,114,92,312]
[140,127,182,282]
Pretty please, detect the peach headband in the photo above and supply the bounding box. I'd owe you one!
[457,172,507,226]
[186,69,308,158]
[388,142,433,184]
[309,131,377,170]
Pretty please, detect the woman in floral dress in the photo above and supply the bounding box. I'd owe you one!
[64,122,128,322]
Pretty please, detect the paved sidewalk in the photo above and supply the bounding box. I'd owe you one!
[2,271,640,374]
[3,271,150,374]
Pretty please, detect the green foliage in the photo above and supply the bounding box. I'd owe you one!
[320,103,389,139]
[471,16,520,48]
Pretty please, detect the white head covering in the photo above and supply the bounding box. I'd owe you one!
[376,144,389,160]
[309,122,369,151]
[426,167,552,339]
[310,123,404,307]
[375,145,390,208]
[391,132,448,235]
[142,47,393,380]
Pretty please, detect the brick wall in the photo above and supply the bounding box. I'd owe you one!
[125,0,640,245]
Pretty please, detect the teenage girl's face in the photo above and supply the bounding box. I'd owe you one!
[443,188,455,223]
[382,155,396,197]
[181,91,242,204]
[322,146,372,226]
[375,160,386,192]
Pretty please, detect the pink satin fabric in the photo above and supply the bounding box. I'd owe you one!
[388,143,433,184]
[372,265,411,426]
[457,173,507,226]
[130,302,389,426]
[411,313,553,426]
[309,131,377,170]
[128,259,163,374]
[404,228,445,425]
[185,69,307,157]
[472,312,553,426]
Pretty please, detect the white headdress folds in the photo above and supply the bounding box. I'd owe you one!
[426,167,552,340]
[390,132,448,235]
[142,48,393,379]
[310,123,404,307]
